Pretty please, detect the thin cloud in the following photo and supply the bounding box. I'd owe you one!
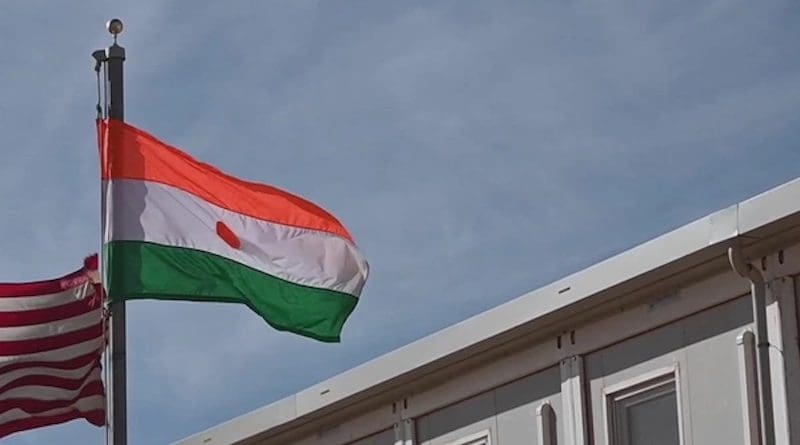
[1,2,800,444]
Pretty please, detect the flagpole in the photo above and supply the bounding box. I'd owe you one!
[104,18,128,445]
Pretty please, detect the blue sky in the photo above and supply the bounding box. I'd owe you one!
[1,1,800,444]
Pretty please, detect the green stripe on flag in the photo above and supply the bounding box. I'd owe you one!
[105,241,358,342]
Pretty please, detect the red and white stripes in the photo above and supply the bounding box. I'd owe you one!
[0,256,105,439]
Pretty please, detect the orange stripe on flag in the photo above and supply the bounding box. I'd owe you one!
[99,119,354,242]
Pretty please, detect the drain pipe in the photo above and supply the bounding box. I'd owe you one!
[729,244,775,445]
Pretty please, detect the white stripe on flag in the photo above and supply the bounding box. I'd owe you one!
[107,179,368,296]
[0,361,97,391]
[0,395,105,426]
[0,287,93,312]
[0,338,103,365]
[0,367,101,402]
[0,310,102,341]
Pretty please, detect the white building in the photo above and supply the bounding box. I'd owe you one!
[176,177,800,445]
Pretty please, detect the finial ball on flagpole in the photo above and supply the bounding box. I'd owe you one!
[106,19,124,36]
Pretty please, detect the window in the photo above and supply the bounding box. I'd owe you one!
[605,369,681,445]
[445,430,490,445]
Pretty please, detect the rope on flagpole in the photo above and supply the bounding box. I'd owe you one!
[92,47,112,445]
[92,50,106,120]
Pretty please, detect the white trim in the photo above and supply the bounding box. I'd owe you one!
[394,422,403,445]
[737,330,760,445]
[601,365,677,397]
[402,418,415,445]
[536,402,556,445]
[561,356,587,445]
[675,364,686,445]
[789,276,800,443]
[766,277,800,445]
[444,429,490,445]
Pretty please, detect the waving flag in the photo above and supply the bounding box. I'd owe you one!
[0,255,105,439]
[99,120,369,342]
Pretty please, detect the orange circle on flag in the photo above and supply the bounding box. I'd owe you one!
[216,221,242,249]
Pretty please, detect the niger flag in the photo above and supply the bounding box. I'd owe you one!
[99,120,369,342]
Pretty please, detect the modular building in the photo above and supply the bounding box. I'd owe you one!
[176,177,800,445]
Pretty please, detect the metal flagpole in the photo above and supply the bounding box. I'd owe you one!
[96,18,128,445]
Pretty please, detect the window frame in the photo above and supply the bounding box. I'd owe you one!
[602,365,684,445]
[444,429,491,445]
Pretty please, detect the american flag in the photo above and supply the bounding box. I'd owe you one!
[0,255,106,439]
